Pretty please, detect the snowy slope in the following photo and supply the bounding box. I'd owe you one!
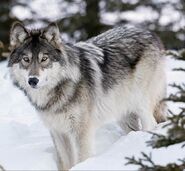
[72,129,185,170]
[0,57,184,170]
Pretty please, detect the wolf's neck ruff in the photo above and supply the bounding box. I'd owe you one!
[26,77,81,113]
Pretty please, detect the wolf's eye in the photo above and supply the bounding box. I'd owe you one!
[41,56,48,62]
[23,56,30,63]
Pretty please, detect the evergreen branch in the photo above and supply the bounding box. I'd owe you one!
[147,109,185,148]
[125,156,147,168]
[166,83,185,103]
[167,95,185,103]
[165,50,182,58]
[173,68,185,72]
[141,152,155,166]
[165,49,185,60]
[169,83,185,92]
[126,153,185,171]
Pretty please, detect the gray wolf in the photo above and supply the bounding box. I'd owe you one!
[8,22,167,170]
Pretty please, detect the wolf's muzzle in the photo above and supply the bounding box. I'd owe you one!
[28,77,39,88]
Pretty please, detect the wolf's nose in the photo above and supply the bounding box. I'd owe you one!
[28,77,39,87]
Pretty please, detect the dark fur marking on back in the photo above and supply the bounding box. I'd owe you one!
[97,44,144,91]
[78,48,95,92]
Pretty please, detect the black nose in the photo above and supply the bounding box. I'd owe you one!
[28,77,39,87]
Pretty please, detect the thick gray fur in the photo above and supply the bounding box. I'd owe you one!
[8,22,167,170]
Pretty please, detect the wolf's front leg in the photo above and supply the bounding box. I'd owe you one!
[50,126,94,171]
[75,124,94,162]
[51,131,78,171]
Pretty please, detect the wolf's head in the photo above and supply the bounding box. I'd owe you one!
[8,22,78,90]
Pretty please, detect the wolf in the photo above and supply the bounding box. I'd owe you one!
[8,22,167,170]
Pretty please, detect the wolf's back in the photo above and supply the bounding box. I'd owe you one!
[87,25,163,50]
[83,25,164,91]
[75,25,166,125]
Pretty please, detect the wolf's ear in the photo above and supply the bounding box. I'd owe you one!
[42,23,62,47]
[10,22,29,49]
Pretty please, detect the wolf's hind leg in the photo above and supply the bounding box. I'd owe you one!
[153,100,167,123]
[138,107,157,131]
[119,113,141,134]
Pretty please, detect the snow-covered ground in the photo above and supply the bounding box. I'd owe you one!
[0,57,185,170]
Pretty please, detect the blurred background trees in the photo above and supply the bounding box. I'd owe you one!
[0,0,184,60]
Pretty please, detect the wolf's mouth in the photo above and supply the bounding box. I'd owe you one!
[30,85,38,89]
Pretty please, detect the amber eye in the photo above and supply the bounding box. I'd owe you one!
[41,56,48,62]
[23,56,30,63]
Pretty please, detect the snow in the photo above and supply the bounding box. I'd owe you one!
[72,131,185,170]
[0,57,185,170]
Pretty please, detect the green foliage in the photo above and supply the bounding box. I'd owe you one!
[126,152,185,171]
[126,109,185,170]
[147,109,185,148]
[167,84,185,103]
[166,49,185,103]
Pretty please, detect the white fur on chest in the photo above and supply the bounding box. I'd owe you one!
[38,97,91,133]
[27,88,50,107]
